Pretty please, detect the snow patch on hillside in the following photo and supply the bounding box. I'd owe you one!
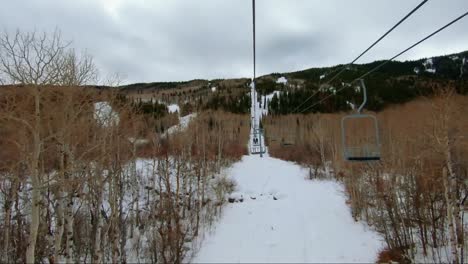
[211,86,217,92]
[167,104,180,114]
[194,155,384,263]
[266,90,280,101]
[320,74,326,80]
[256,91,280,116]
[423,58,433,67]
[94,102,119,127]
[164,113,197,136]
[423,58,436,74]
[276,76,288,84]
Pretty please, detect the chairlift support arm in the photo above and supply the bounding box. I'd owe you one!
[357,79,367,114]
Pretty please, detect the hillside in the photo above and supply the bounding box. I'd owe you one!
[117,50,468,114]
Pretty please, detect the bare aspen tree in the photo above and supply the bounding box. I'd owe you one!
[429,88,463,264]
[61,49,99,86]
[0,29,98,263]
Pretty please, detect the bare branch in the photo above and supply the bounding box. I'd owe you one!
[0,29,98,86]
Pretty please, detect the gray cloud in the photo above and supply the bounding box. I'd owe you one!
[1,0,467,83]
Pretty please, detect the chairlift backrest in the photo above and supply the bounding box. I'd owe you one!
[341,114,381,161]
[341,79,381,162]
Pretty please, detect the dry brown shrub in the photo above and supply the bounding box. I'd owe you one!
[377,247,408,263]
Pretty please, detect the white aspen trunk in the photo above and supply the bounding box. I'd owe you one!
[130,144,138,240]
[94,135,107,264]
[93,192,104,264]
[54,191,65,263]
[216,123,223,173]
[447,147,462,264]
[64,195,74,263]
[111,171,121,264]
[54,142,66,263]
[319,137,327,175]
[443,167,459,264]
[63,145,76,263]
[26,90,41,264]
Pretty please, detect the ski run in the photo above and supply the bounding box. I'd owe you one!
[194,153,384,263]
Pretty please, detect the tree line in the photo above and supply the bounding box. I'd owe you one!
[0,29,250,263]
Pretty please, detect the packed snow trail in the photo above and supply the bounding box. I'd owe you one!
[194,154,384,263]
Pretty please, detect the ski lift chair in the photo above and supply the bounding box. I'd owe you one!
[341,79,381,162]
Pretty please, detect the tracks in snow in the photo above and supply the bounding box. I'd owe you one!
[194,154,384,263]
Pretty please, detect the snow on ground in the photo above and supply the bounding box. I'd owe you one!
[168,104,180,114]
[194,154,384,263]
[164,113,197,136]
[320,74,326,80]
[276,76,287,84]
[265,90,280,101]
[94,102,119,127]
[255,90,280,117]
[211,86,217,92]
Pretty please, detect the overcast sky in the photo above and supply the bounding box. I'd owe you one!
[1,0,467,83]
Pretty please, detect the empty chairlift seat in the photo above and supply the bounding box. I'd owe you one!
[341,114,381,161]
[340,79,381,162]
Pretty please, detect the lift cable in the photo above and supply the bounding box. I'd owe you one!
[291,0,430,114]
[250,0,257,132]
[298,10,468,114]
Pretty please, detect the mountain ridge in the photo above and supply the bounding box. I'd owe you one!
[117,49,468,91]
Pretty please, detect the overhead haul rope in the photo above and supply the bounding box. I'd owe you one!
[291,0,430,114]
[299,10,468,113]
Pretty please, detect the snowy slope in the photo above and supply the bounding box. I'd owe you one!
[163,113,197,136]
[194,154,384,263]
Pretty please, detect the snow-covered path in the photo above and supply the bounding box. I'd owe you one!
[194,154,384,263]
